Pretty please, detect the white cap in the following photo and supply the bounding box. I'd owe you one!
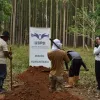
[52,39,62,51]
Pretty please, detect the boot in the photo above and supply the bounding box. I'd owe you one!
[65,77,75,88]
[74,76,79,86]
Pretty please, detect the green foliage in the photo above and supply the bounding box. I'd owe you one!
[69,3,100,37]
[0,0,12,22]
[68,25,81,36]
[93,3,100,34]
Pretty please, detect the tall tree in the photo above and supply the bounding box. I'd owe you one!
[46,0,48,27]
[82,0,85,48]
[50,0,52,37]
[63,0,66,46]
[29,0,31,28]
[73,0,78,48]
[12,0,16,44]
[56,0,58,38]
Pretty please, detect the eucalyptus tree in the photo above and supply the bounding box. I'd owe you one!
[50,0,53,37]
[56,0,58,38]
[62,0,67,46]
[0,0,12,32]
[73,0,78,48]
[12,0,16,44]
[82,0,85,48]
[46,0,48,27]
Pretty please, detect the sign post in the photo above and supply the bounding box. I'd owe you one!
[29,27,51,68]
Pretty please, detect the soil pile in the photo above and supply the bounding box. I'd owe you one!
[4,66,81,100]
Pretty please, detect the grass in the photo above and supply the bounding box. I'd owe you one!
[7,45,29,74]
[6,45,96,90]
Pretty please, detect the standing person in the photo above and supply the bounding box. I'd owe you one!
[65,51,89,88]
[47,39,69,92]
[94,36,100,90]
[0,31,12,93]
[95,36,99,48]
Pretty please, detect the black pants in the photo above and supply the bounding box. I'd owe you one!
[69,59,83,77]
[95,60,100,88]
[0,64,7,89]
[65,59,87,70]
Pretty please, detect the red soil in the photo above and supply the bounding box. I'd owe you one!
[4,66,81,100]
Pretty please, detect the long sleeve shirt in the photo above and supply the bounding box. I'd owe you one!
[48,50,69,76]
[94,45,100,61]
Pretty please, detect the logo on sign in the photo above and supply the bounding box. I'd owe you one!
[31,33,49,40]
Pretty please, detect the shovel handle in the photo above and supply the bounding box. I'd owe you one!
[9,46,13,90]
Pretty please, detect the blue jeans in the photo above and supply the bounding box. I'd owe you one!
[0,64,7,89]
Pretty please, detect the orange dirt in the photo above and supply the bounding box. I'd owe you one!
[4,66,82,100]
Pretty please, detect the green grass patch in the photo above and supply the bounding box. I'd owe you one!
[7,46,96,88]
[8,45,29,74]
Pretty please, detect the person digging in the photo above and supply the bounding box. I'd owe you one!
[65,51,89,88]
[47,39,69,92]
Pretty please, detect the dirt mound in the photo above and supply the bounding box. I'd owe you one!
[4,66,81,100]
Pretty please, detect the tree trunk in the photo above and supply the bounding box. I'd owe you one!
[66,1,68,46]
[82,0,85,48]
[56,0,58,38]
[46,0,48,27]
[91,0,95,47]
[73,0,77,48]
[29,0,31,28]
[59,3,62,41]
[12,0,16,44]
[50,0,52,38]
[63,0,66,46]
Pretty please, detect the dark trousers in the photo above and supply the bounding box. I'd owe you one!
[69,59,82,77]
[0,64,7,89]
[95,60,100,88]
[65,59,87,71]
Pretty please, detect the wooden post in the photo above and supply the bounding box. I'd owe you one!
[10,46,13,90]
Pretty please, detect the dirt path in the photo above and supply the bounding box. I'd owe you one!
[65,83,100,100]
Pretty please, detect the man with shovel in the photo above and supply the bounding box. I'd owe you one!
[47,39,69,92]
[0,31,12,93]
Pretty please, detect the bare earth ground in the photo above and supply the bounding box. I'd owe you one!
[0,66,100,100]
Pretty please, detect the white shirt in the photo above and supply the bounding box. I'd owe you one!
[94,45,100,61]
[0,38,8,64]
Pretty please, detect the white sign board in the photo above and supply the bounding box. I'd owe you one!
[29,27,51,68]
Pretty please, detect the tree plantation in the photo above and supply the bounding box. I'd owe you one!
[0,0,100,46]
[0,0,100,100]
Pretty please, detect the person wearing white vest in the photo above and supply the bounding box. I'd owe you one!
[94,36,100,90]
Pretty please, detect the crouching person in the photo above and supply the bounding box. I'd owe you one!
[47,39,69,92]
[65,51,89,88]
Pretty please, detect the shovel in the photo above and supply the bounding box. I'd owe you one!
[10,46,13,90]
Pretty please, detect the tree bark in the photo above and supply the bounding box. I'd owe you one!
[12,0,16,44]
